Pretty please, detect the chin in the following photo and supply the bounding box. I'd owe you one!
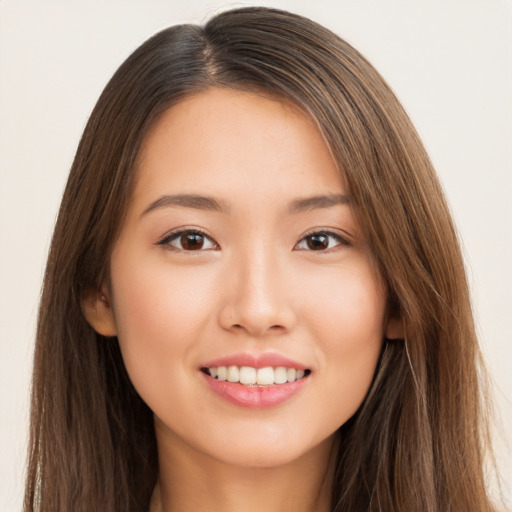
[217,446,304,469]
[199,426,337,470]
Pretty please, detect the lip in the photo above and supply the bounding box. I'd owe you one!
[201,372,309,408]
[201,352,308,370]
[200,352,311,408]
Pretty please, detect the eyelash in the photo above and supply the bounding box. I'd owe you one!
[295,230,351,252]
[156,228,351,252]
[157,228,218,251]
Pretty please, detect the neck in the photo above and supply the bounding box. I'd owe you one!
[149,422,336,512]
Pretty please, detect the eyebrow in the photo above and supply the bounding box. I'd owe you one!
[141,192,350,217]
[288,194,350,214]
[141,194,228,216]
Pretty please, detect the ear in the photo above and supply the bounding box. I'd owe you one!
[82,286,117,337]
[385,315,404,341]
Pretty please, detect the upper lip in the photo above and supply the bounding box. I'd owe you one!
[201,352,309,370]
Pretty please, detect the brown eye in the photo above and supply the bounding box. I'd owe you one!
[180,232,205,250]
[158,230,218,251]
[295,231,350,251]
[306,233,329,250]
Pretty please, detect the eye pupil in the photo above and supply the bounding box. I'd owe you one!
[181,233,204,250]
[307,234,328,250]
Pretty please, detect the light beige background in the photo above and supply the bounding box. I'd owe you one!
[1,0,510,509]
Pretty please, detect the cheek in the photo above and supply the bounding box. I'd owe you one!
[301,262,385,417]
[108,253,217,398]
[303,259,386,343]
[112,268,203,344]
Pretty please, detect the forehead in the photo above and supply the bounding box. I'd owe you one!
[132,87,345,211]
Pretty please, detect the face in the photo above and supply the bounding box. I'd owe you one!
[89,88,389,469]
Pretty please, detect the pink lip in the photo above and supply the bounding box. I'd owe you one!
[201,352,308,370]
[202,373,309,408]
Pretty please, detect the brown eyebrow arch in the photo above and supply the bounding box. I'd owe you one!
[288,194,350,214]
[141,194,228,216]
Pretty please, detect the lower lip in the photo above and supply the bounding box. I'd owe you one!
[202,373,309,408]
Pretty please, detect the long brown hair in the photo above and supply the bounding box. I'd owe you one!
[25,7,498,511]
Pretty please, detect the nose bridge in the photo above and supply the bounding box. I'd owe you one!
[220,241,294,336]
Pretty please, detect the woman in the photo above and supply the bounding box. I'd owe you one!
[24,6,499,512]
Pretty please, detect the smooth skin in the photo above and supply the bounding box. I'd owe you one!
[84,88,402,512]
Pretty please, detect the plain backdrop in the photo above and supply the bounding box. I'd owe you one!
[1,0,511,510]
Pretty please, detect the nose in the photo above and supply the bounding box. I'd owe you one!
[218,247,297,338]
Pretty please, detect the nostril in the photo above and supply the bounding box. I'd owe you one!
[231,323,286,334]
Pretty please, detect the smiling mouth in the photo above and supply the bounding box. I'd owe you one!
[201,366,311,386]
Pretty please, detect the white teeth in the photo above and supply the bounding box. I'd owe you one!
[257,367,275,386]
[227,365,239,383]
[239,366,257,385]
[274,367,288,384]
[206,365,308,386]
